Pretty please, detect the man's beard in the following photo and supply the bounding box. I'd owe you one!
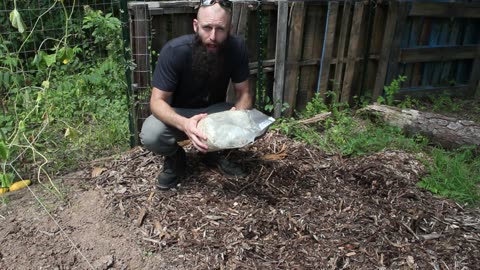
[191,33,227,92]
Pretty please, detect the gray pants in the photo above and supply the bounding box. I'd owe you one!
[140,102,233,156]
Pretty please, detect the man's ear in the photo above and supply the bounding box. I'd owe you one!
[193,18,198,32]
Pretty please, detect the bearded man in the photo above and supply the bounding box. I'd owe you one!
[140,0,252,190]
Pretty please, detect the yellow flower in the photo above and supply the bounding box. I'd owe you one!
[63,59,68,64]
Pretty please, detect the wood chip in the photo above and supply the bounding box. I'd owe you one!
[136,209,147,227]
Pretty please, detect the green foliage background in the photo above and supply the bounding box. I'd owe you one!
[1,0,129,186]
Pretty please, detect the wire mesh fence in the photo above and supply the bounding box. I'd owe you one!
[0,0,122,66]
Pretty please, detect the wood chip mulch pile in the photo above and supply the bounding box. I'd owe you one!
[95,132,479,269]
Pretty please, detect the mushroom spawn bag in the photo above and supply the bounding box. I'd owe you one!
[197,109,275,152]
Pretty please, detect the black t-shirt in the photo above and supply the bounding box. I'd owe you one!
[151,34,249,108]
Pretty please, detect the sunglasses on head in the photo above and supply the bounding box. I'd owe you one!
[199,0,233,11]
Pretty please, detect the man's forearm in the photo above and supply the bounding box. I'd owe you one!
[150,99,187,132]
[233,80,252,110]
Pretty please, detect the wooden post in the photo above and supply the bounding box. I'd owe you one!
[340,2,365,104]
[273,1,288,118]
[317,1,339,98]
[283,2,305,117]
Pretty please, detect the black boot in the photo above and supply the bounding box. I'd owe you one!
[203,152,248,177]
[157,147,186,190]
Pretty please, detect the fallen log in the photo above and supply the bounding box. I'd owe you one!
[358,104,480,149]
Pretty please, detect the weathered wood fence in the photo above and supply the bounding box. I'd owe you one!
[127,0,480,134]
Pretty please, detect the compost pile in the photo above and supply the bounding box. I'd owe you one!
[96,131,479,269]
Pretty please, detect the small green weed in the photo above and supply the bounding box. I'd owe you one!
[263,96,290,114]
[418,147,480,205]
[428,94,461,113]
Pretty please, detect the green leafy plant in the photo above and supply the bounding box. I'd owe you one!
[377,75,407,106]
[0,140,14,189]
[263,96,290,114]
[301,93,329,118]
[398,95,420,109]
[82,6,122,55]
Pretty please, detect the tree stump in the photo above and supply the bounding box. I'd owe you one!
[359,104,480,149]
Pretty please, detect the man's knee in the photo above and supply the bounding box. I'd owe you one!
[140,115,178,156]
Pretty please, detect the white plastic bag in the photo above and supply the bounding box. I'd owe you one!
[197,109,275,152]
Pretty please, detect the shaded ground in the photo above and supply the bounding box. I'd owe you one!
[1,131,479,269]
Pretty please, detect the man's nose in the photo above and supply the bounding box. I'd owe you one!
[209,29,216,41]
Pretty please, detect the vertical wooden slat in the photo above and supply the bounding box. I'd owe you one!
[332,0,353,102]
[298,4,326,111]
[227,3,250,103]
[364,2,386,97]
[476,80,480,98]
[457,19,475,85]
[172,14,192,36]
[340,2,365,104]
[403,17,421,87]
[266,10,277,60]
[468,21,480,97]
[283,2,305,116]
[273,1,288,118]
[265,9,277,104]
[440,19,460,82]
[372,0,399,99]
[151,15,169,72]
[411,18,431,87]
[231,2,242,33]
[431,20,450,85]
[470,56,480,97]
[385,1,409,88]
[422,18,441,86]
[232,3,249,38]
[317,1,339,97]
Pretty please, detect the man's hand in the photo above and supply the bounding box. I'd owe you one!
[150,87,210,152]
[182,113,209,152]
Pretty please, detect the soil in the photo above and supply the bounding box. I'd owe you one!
[1,130,479,269]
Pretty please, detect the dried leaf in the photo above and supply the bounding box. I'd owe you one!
[406,255,415,268]
[177,140,191,147]
[261,146,288,160]
[136,209,147,227]
[91,167,107,177]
